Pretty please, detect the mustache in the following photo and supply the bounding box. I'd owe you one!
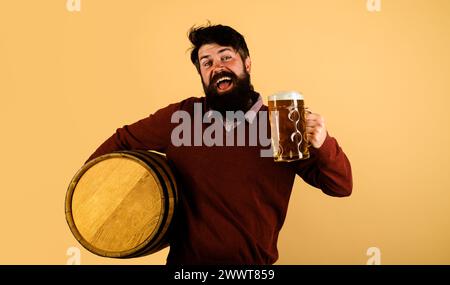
[210,71,237,85]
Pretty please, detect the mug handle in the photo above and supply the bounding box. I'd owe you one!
[304,107,313,148]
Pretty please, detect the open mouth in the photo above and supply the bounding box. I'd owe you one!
[215,76,233,92]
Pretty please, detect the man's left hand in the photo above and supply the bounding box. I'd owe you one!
[305,110,327,149]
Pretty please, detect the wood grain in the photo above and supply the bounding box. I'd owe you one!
[65,151,178,258]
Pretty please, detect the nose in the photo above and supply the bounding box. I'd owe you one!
[212,68,224,78]
[211,64,225,81]
[212,58,226,70]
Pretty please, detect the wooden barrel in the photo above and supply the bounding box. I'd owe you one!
[65,150,178,258]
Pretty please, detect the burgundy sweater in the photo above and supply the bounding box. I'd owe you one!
[86,96,352,265]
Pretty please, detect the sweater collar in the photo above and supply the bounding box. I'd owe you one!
[204,94,263,132]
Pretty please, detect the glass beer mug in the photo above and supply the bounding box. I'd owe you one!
[268,91,310,162]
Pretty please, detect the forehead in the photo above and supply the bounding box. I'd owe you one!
[198,43,235,59]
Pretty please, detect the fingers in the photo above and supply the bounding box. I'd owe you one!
[306,112,325,124]
[305,125,325,136]
[304,112,327,148]
[305,114,325,128]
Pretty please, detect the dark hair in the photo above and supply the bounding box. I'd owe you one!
[188,24,250,73]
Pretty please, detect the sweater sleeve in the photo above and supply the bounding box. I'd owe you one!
[294,133,353,197]
[85,102,181,163]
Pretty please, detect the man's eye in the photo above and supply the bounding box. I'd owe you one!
[222,55,232,61]
[203,61,212,67]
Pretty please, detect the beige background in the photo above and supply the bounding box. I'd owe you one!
[1,0,449,264]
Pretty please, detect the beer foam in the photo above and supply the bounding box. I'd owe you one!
[268,91,304,101]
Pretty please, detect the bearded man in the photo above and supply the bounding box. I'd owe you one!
[86,24,353,265]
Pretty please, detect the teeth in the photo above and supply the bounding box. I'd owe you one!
[216,77,232,84]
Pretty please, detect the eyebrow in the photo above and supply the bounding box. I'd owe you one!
[199,47,234,62]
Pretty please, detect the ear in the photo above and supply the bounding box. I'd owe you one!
[244,57,252,73]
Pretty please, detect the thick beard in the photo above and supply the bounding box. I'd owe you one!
[203,70,255,116]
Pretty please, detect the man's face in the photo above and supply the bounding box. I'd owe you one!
[198,43,254,114]
[198,43,251,95]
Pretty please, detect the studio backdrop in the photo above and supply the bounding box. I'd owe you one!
[0,0,449,264]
